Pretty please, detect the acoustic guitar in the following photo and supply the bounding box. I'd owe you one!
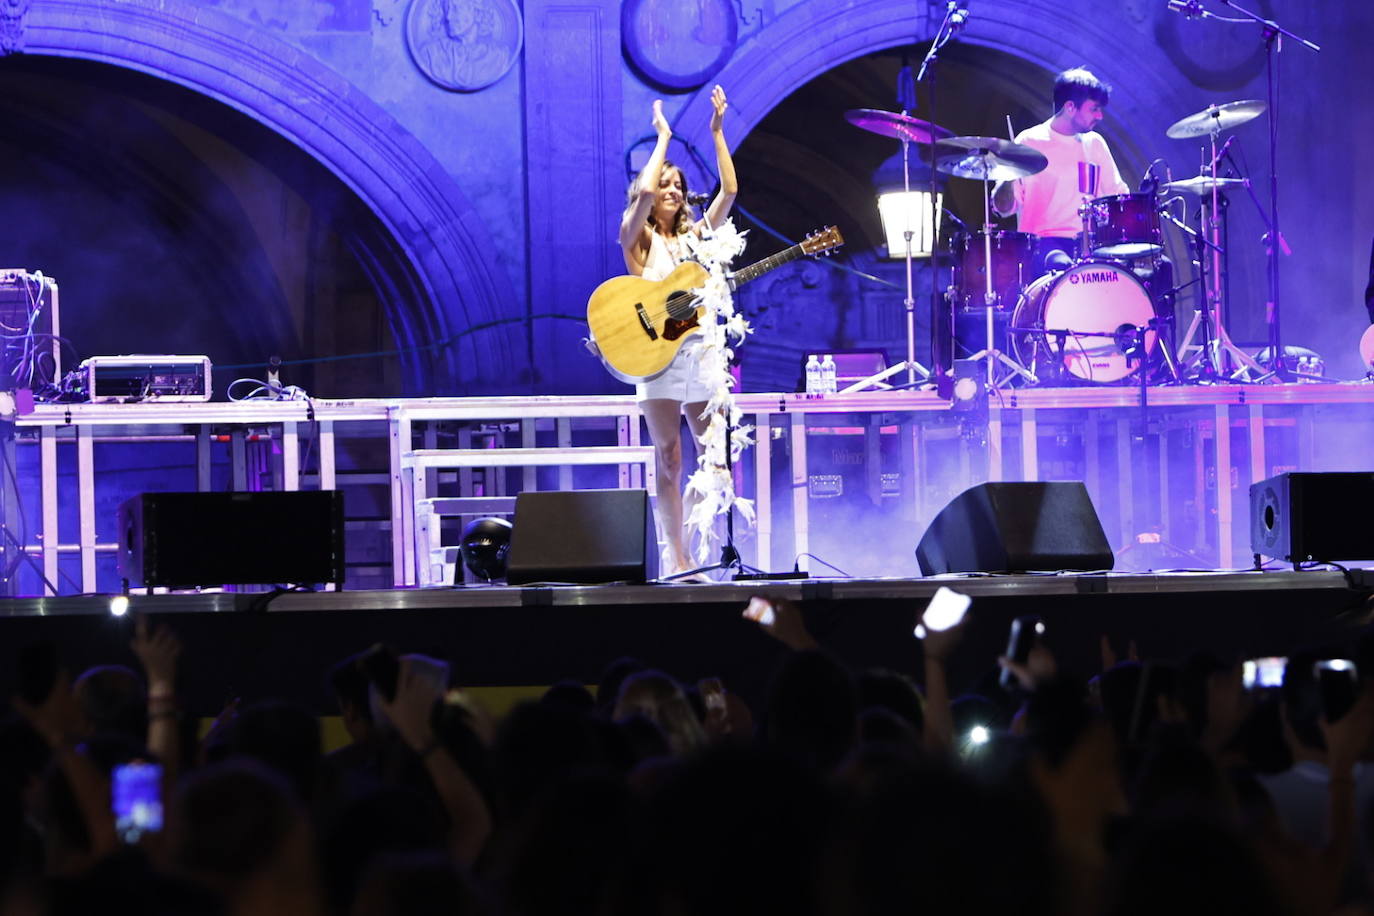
[587,226,844,383]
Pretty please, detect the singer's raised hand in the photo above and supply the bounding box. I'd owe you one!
[709,84,728,133]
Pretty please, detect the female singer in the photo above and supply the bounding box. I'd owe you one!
[617,86,738,576]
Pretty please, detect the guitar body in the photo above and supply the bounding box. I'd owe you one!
[1361,323,1374,374]
[587,261,710,383]
[585,226,843,383]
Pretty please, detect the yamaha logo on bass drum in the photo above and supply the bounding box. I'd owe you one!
[1068,269,1120,285]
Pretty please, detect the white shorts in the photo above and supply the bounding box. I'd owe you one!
[635,337,713,403]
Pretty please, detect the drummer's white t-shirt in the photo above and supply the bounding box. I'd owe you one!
[1010,119,1130,238]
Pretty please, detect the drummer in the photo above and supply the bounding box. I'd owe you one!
[991,67,1130,276]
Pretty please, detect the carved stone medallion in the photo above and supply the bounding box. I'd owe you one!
[406,0,523,92]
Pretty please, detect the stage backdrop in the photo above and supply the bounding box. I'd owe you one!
[0,0,1369,396]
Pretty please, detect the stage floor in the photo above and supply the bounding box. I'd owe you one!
[3,568,1369,715]
[12,384,1374,597]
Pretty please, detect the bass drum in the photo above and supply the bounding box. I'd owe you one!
[1012,261,1157,383]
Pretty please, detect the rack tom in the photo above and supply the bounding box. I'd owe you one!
[1087,193,1162,259]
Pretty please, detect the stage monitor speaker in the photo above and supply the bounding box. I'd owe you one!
[1250,471,1374,566]
[915,481,1113,575]
[506,488,658,585]
[117,491,345,588]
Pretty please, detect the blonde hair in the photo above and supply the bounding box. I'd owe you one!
[613,670,706,756]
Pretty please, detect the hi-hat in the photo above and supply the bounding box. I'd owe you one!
[930,136,1048,181]
[1162,175,1250,194]
[1166,100,1266,139]
[845,109,953,145]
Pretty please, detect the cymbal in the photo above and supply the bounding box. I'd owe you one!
[1161,175,1250,195]
[1166,100,1266,139]
[844,109,953,145]
[930,136,1049,181]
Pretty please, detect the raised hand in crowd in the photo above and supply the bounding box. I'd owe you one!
[130,613,184,781]
[999,642,1058,695]
[1315,687,1374,894]
[916,596,968,755]
[743,594,817,650]
[1099,632,1138,670]
[12,656,119,864]
[376,656,492,867]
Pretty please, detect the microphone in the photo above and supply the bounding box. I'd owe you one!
[1220,134,1242,173]
[1139,162,1160,196]
[941,207,969,232]
[1166,0,1203,19]
[1115,324,1145,356]
[685,191,711,206]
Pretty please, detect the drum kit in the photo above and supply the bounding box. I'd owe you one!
[847,97,1274,389]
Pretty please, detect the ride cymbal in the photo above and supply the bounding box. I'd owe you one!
[844,109,953,145]
[930,136,1048,181]
[1165,100,1266,139]
[1161,175,1250,194]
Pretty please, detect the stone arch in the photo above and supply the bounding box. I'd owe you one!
[678,0,1205,186]
[14,0,520,393]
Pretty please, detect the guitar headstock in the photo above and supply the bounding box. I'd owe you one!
[800,226,844,257]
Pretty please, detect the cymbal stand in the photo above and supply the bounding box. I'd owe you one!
[1172,127,1264,380]
[842,128,934,393]
[897,131,933,387]
[915,10,962,386]
[847,123,934,392]
[964,154,1037,388]
[1210,1,1320,380]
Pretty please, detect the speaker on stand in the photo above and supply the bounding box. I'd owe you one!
[916,481,1114,575]
[505,488,659,585]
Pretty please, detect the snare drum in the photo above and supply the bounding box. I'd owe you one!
[949,230,1037,311]
[1088,193,1162,259]
[1012,261,1157,383]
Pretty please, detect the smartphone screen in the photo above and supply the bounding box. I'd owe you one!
[914,587,971,638]
[998,615,1045,688]
[744,596,776,627]
[1316,659,1359,723]
[1243,656,1287,690]
[112,761,163,843]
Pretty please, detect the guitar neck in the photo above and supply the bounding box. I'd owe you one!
[729,243,804,289]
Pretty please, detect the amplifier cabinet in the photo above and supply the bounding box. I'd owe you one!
[117,491,345,588]
[1250,472,1374,567]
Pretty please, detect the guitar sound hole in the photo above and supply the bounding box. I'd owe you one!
[665,291,697,322]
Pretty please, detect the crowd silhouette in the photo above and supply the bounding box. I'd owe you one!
[5,596,1374,916]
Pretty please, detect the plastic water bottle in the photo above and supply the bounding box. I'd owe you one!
[820,354,837,394]
[805,354,821,395]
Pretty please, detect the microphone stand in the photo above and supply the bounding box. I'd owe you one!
[1213,0,1321,382]
[914,3,963,387]
[661,219,762,583]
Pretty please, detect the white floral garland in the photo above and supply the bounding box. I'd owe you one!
[682,219,756,564]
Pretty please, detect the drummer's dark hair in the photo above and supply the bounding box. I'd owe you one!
[1053,68,1111,111]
